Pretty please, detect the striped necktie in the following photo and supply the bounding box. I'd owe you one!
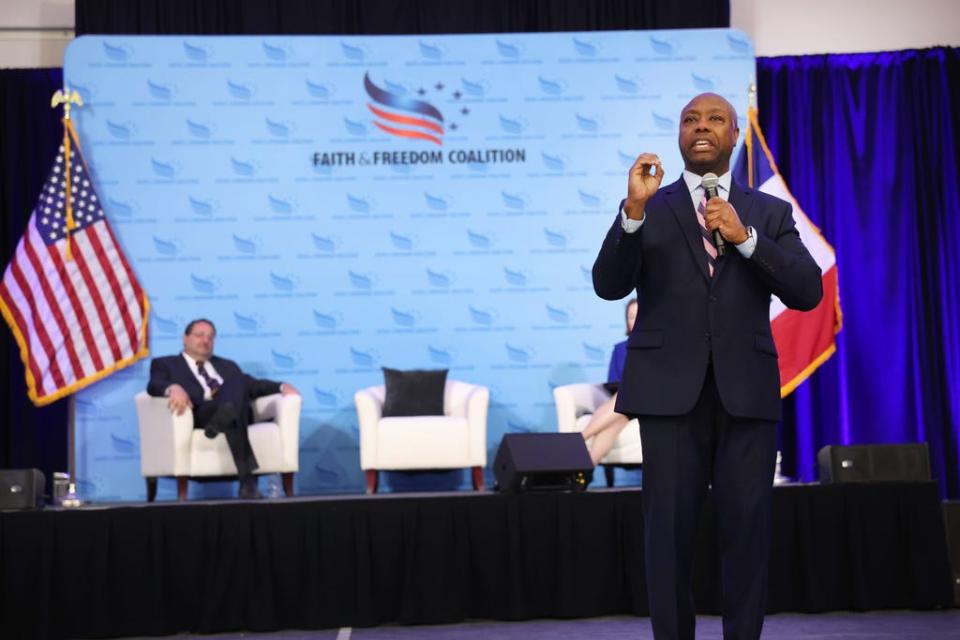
[695,189,718,277]
[196,361,221,397]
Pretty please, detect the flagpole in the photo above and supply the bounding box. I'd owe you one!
[68,395,75,480]
[51,87,84,508]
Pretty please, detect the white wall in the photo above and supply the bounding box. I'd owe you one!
[0,0,73,69]
[1,0,960,69]
[732,0,960,56]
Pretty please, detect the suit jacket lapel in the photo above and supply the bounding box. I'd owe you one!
[664,179,711,284]
[714,181,755,281]
[173,355,204,401]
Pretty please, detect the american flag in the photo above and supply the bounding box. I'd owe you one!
[0,121,149,406]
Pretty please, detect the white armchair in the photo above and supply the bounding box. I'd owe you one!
[135,391,302,501]
[553,383,642,486]
[354,380,489,493]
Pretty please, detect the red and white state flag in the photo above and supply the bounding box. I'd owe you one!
[0,118,149,406]
[733,108,842,397]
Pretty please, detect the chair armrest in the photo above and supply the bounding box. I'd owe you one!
[135,391,193,476]
[355,386,384,470]
[553,383,610,432]
[253,393,301,471]
[463,384,489,466]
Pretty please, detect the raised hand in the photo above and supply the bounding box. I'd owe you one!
[624,153,664,220]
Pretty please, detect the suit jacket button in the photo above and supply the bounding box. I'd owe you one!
[704,332,711,342]
[708,295,717,302]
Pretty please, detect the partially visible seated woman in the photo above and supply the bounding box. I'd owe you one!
[582,298,637,465]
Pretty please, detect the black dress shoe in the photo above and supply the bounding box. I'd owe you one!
[238,476,261,499]
[204,427,218,439]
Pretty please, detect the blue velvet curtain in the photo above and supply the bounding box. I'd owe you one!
[757,48,960,497]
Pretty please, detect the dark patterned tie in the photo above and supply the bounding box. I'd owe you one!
[196,361,221,397]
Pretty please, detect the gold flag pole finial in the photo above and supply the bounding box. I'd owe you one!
[51,88,83,120]
[51,88,84,260]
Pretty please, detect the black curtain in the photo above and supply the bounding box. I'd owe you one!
[0,69,69,482]
[75,0,729,35]
[0,484,952,638]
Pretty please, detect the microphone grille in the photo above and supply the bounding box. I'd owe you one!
[701,173,719,189]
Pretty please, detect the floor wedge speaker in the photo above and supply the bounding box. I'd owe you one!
[817,443,930,483]
[0,468,45,510]
[493,433,592,492]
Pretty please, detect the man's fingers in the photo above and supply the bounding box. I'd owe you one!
[167,392,192,416]
[631,154,662,176]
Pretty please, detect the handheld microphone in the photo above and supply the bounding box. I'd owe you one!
[701,173,726,256]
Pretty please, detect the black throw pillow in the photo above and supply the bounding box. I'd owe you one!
[381,367,448,417]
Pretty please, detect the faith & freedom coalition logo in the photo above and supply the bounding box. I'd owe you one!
[312,72,526,168]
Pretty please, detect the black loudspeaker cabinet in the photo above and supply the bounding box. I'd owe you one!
[817,443,931,483]
[0,468,45,510]
[493,433,593,492]
[944,501,960,606]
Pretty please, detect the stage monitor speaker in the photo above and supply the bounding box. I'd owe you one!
[944,501,960,606]
[493,433,592,492]
[817,443,930,483]
[0,468,45,510]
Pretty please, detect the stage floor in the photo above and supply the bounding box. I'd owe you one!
[1,482,954,639]
[122,610,960,640]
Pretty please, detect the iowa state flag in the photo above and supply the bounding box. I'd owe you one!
[733,108,842,397]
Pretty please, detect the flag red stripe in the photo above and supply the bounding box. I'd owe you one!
[46,242,106,371]
[100,221,145,303]
[0,281,47,394]
[772,266,840,391]
[8,258,66,392]
[22,231,85,380]
[68,241,124,362]
[84,223,139,354]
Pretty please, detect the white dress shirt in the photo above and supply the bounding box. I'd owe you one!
[180,352,223,401]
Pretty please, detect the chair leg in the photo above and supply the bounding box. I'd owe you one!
[471,466,485,491]
[603,465,615,487]
[365,469,378,494]
[281,472,295,497]
[145,477,157,502]
[176,476,188,501]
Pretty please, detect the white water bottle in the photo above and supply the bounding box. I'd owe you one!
[265,473,283,499]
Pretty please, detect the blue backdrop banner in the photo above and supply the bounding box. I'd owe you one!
[64,30,755,500]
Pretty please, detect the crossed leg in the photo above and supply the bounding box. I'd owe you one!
[581,393,632,465]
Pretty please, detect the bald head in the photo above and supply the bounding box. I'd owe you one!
[681,92,738,125]
[678,93,740,176]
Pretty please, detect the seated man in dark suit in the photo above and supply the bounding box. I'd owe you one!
[146,318,300,499]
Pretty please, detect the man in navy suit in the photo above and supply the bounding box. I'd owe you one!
[593,93,822,640]
[146,318,300,499]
